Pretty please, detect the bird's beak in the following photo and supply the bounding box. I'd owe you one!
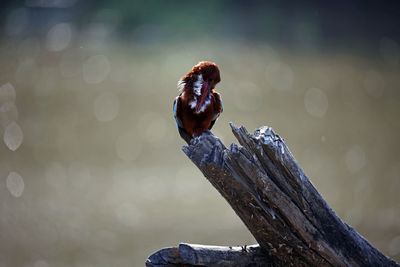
[196,81,209,112]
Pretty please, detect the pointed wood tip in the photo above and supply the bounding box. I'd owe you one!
[229,122,246,133]
[145,246,183,267]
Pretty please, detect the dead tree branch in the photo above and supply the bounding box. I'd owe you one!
[146,123,398,266]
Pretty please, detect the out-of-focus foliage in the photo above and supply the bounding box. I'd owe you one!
[0,1,399,266]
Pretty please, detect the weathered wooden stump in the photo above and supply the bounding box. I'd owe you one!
[146,123,398,266]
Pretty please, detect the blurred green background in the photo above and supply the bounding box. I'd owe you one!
[0,1,399,266]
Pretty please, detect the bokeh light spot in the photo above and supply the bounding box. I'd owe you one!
[3,121,23,151]
[6,171,24,198]
[345,145,366,173]
[0,83,16,103]
[83,54,110,84]
[46,23,72,52]
[93,91,120,121]
[304,88,328,118]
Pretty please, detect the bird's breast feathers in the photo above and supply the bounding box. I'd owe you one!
[189,94,212,114]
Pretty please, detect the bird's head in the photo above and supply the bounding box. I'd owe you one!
[178,61,221,112]
[192,61,221,90]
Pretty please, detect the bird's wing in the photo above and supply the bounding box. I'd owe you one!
[209,92,223,130]
[173,96,191,144]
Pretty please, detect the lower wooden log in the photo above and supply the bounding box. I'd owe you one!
[145,243,271,267]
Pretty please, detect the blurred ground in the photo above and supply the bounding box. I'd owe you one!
[0,1,399,266]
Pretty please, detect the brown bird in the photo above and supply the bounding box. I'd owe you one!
[173,61,223,144]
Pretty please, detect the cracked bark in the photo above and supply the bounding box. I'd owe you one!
[146,123,398,266]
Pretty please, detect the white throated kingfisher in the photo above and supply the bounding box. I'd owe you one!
[173,61,223,144]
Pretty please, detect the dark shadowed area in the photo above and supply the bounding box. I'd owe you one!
[0,1,399,266]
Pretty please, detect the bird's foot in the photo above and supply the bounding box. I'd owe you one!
[192,129,210,137]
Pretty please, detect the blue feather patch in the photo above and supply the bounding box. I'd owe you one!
[173,99,179,130]
[173,99,177,116]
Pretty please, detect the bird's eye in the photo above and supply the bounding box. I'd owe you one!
[209,78,214,82]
